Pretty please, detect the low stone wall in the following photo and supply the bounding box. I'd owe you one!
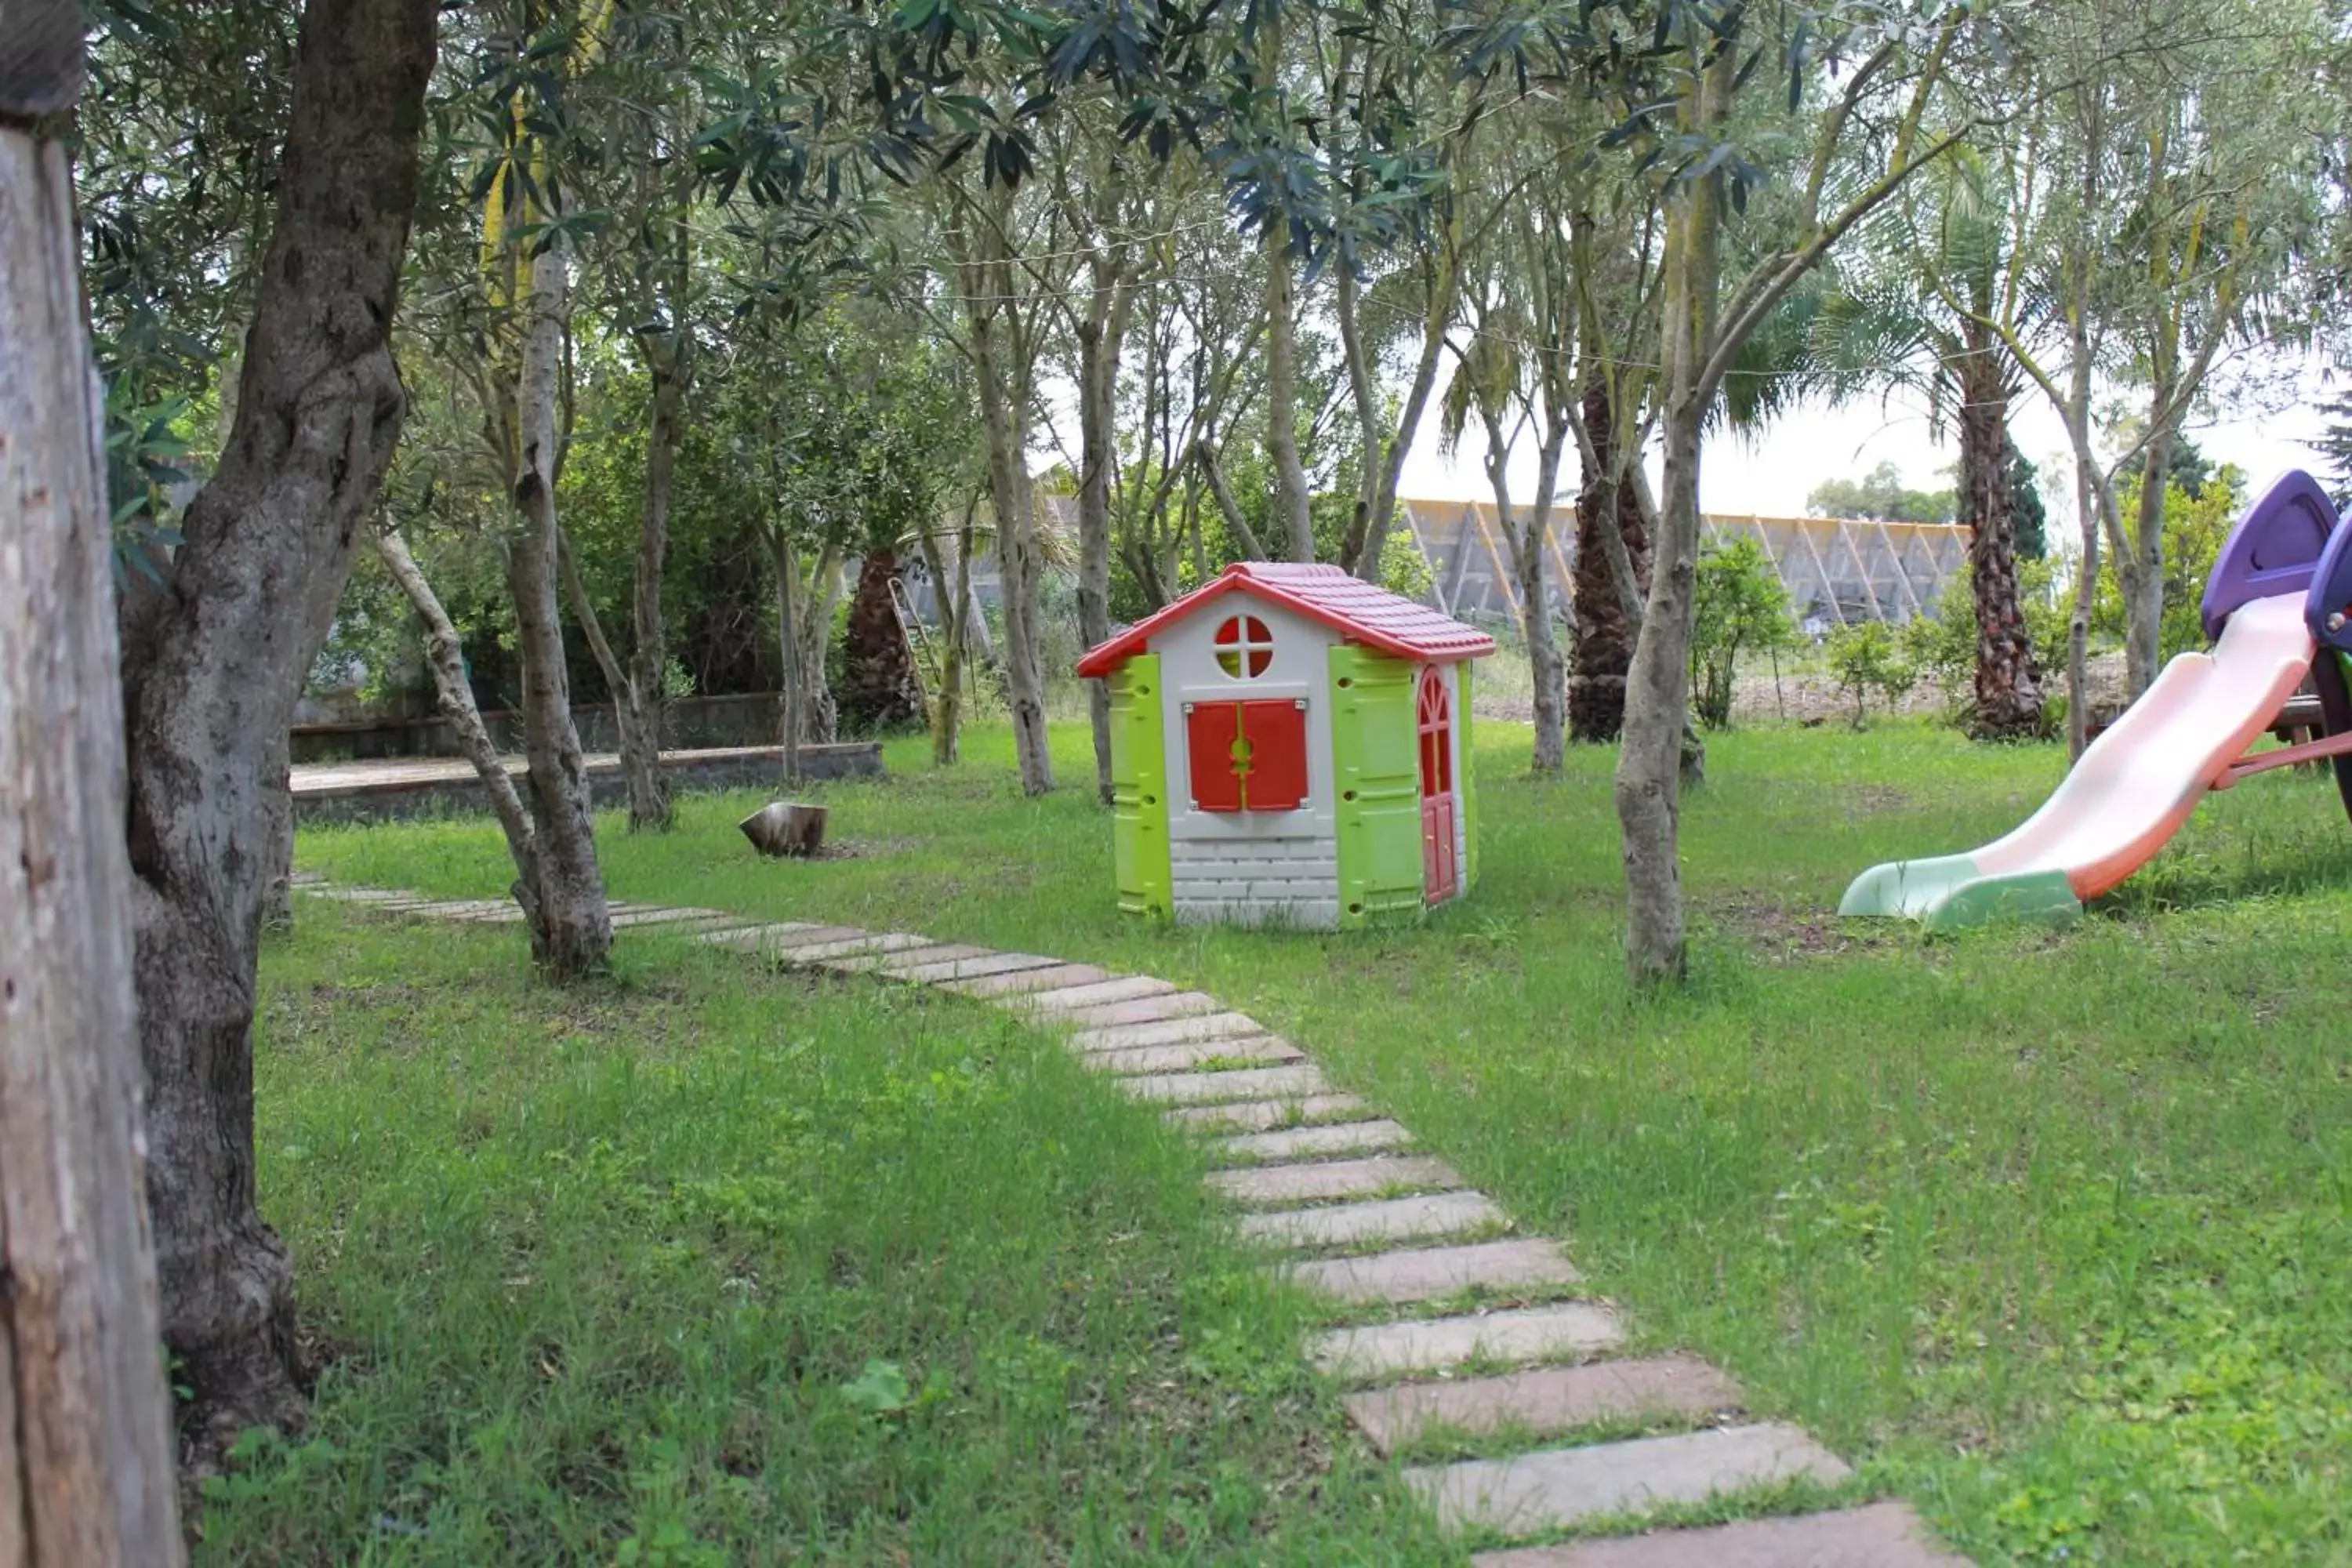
[291,691,793,764]
[292,742,883,826]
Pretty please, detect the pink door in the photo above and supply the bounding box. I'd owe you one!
[1417,667,1457,904]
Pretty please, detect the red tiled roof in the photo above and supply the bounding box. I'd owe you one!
[1076,562,1497,678]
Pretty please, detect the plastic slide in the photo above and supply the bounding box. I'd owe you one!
[1842,470,2352,930]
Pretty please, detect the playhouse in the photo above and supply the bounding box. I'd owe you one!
[1076,563,1496,929]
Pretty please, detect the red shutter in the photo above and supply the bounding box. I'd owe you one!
[1239,699,1308,811]
[1185,701,1244,811]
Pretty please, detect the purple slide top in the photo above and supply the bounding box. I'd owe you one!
[2308,492,2352,655]
[2201,469,2340,641]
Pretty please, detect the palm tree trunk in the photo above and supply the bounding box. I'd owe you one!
[1570,372,1651,742]
[1958,336,2042,739]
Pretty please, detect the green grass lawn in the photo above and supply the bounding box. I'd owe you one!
[296,720,2352,1565]
[216,912,1453,1564]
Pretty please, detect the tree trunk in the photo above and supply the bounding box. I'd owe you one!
[1339,245,1454,583]
[1076,258,1130,804]
[770,528,803,782]
[1617,56,1728,985]
[506,241,612,978]
[2126,426,2173,694]
[376,531,540,913]
[2,71,186,1559]
[1957,337,2042,740]
[1195,441,1270,559]
[1264,228,1314,562]
[965,215,1053,795]
[2069,448,2100,760]
[797,544,844,744]
[619,354,685,831]
[1482,407,1567,774]
[918,503,975,765]
[839,547,924,732]
[1570,372,1652,742]
[112,0,437,1439]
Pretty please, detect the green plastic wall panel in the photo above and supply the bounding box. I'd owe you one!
[1109,655,1173,917]
[1457,661,1478,890]
[1330,644,1424,927]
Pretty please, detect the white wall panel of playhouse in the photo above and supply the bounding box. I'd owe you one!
[1156,598,1343,927]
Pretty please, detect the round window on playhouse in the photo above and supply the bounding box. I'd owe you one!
[1214,615,1274,678]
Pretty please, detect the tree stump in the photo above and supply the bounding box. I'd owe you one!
[740,800,828,858]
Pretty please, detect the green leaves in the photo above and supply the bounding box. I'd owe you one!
[837,1357,914,1414]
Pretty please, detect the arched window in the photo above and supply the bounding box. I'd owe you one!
[1214,615,1274,678]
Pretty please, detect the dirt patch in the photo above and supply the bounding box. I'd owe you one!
[1845,784,1915,815]
[1707,899,1908,964]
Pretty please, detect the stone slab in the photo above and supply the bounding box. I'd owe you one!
[1069,1011,1270,1051]
[1049,991,1225,1029]
[390,898,516,920]
[1406,1424,1852,1537]
[1117,1064,1330,1105]
[942,963,1117,999]
[1244,1191,1502,1250]
[1309,1303,1624,1381]
[607,906,729,927]
[1164,1094,1371,1133]
[758,923,880,950]
[1469,1502,1967,1568]
[891,952,1066,985]
[438,905,531,924]
[1215,1120,1414,1164]
[775,932,931,964]
[1345,1356,1741,1455]
[831,942,995,975]
[299,886,410,902]
[1283,1239,1584,1307]
[695,922,846,951]
[1210,1155,1462,1207]
[1020,975,1178,1013]
[1083,1038,1305,1076]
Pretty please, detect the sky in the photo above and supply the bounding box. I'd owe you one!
[1392,350,2344,530]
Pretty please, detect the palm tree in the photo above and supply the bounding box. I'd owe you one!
[1812,147,2044,740]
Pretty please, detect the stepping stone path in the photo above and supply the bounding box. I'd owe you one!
[298,880,1971,1566]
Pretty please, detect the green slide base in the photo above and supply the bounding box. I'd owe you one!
[1840,855,2083,933]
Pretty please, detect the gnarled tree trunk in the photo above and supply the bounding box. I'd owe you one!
[114,0,437,1439]
[1570,373,1652,743]
[1956,331,2042,740]
[505,241,611,977]
[2,42,185,1554]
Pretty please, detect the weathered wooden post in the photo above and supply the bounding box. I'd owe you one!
[2,3,187,1556]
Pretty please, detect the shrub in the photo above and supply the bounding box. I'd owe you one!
[2090,466,2241,664]
[1902,557,2074,727]
[1826,620,1916,728]
[1690,537,1798,728]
